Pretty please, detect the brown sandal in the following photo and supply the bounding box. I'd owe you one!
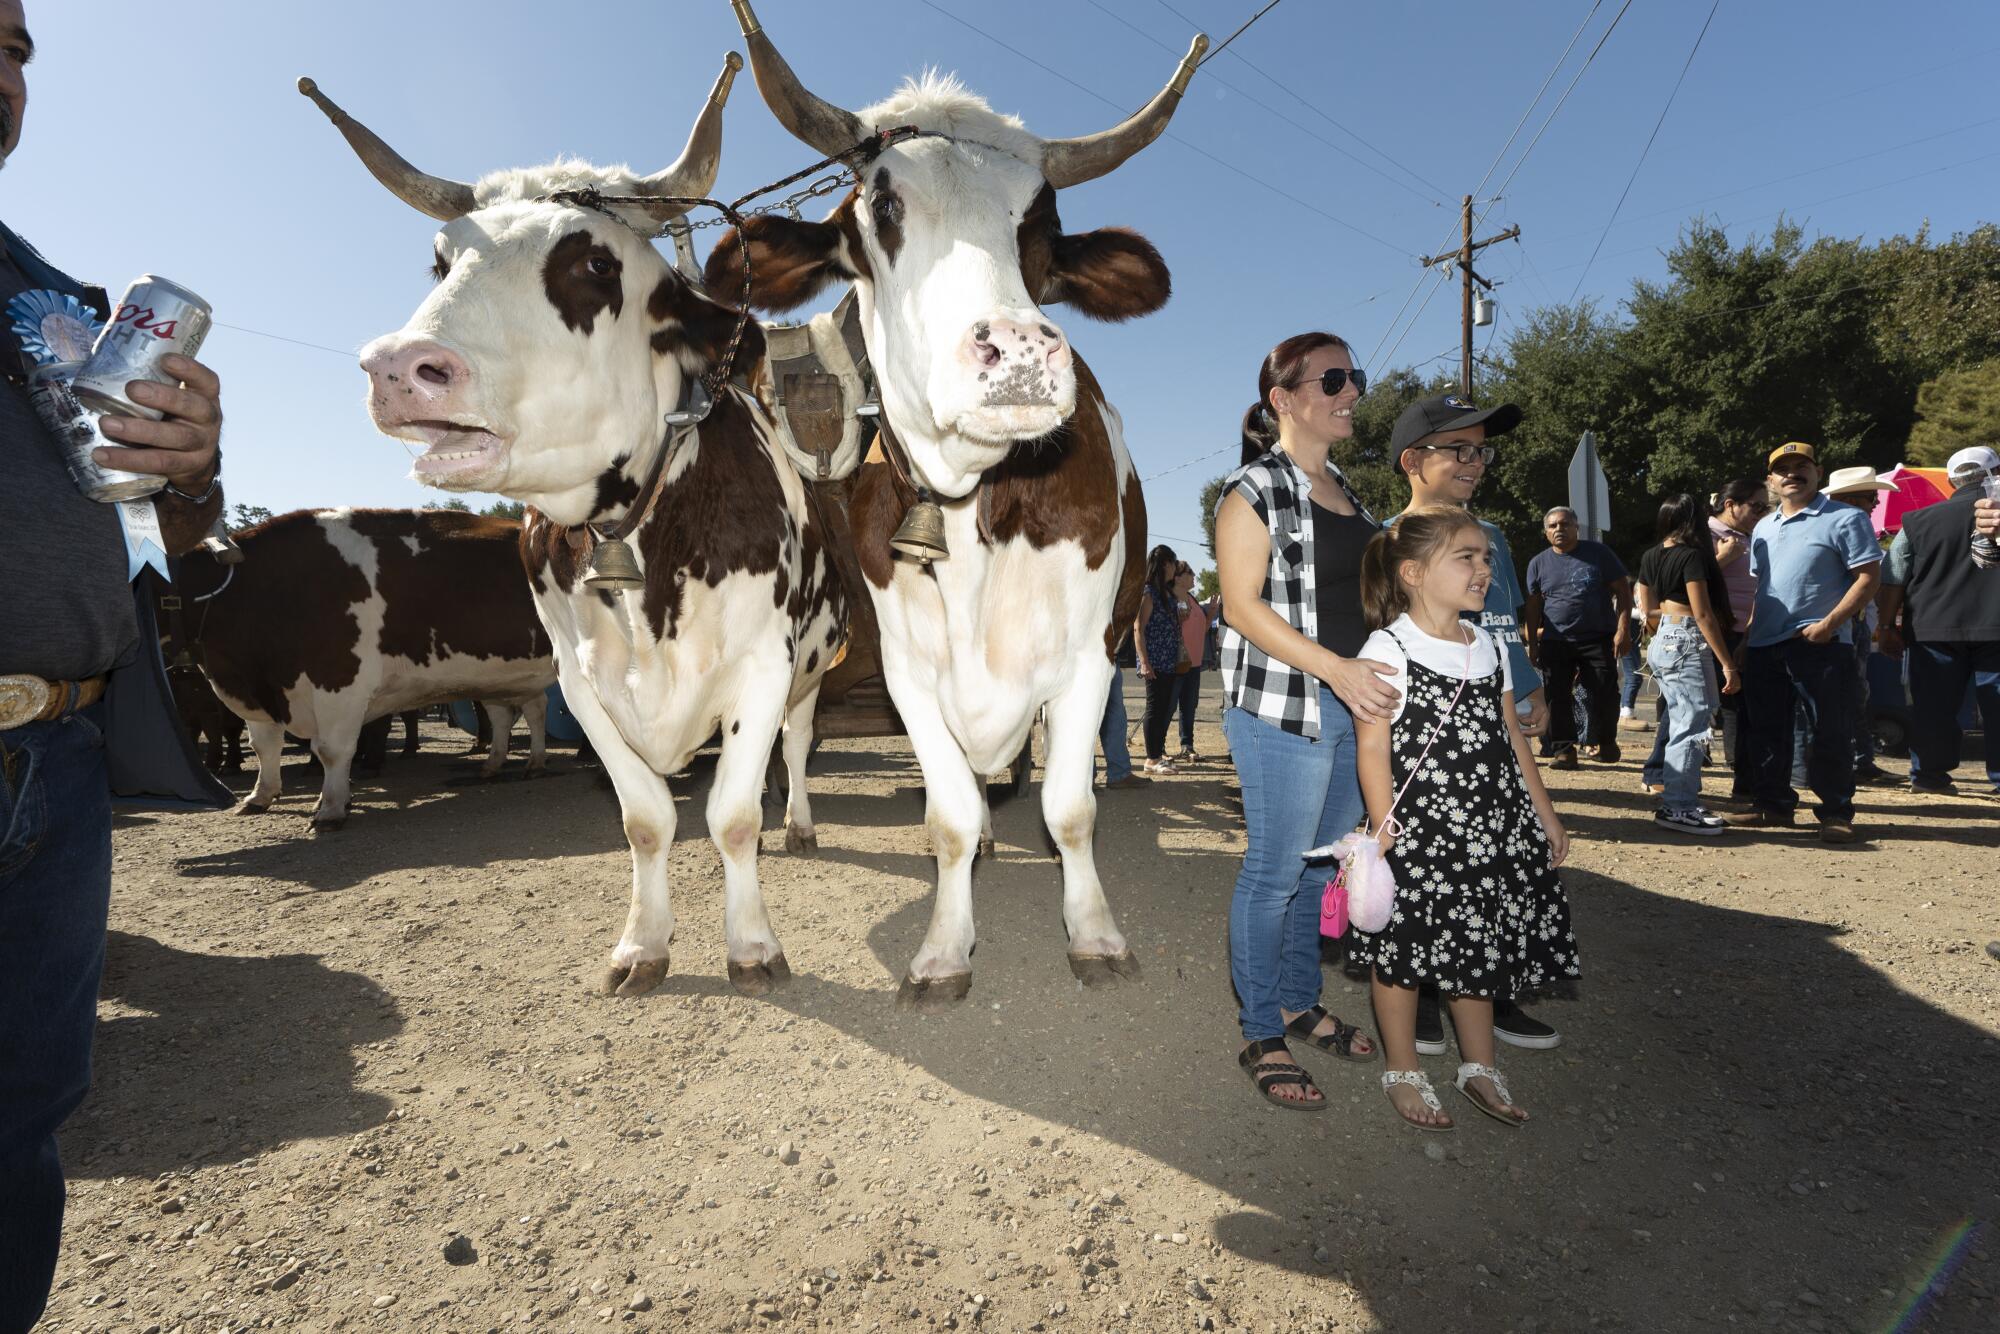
[1238,1037,1327,1112]
[1284,1005,1376,1062]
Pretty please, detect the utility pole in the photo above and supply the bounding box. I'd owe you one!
[1422,195,1519,394]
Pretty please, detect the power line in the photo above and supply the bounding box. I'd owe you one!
[1540,147,2000,278]
[1363,0,1625,373]
[211,321,358,359]
[1569,0,1723,301]
[1087,0,1445,208]
[1149,0,1452,203]
[1201,0,1284,64]
[912,0,1411,256]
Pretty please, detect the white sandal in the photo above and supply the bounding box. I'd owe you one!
[1381,1069,1452,1132]
[1454,1061,1528,1126]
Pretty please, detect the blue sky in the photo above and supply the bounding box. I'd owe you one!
[10,0,1995,563]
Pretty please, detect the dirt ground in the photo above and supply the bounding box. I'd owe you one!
[36,679,2000,1333]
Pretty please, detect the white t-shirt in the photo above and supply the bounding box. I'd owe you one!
[1358,614,1513,724]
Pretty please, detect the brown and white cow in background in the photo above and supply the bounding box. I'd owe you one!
[710,2,1199,1006]
[179,508,558,828]
[302,56,848,997]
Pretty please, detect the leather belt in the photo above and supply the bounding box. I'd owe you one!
[0,674,108,730]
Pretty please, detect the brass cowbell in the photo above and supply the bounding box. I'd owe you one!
[583,536,645,590]
[890,489,948,565]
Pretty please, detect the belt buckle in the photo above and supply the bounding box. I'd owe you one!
[0,674,53,730]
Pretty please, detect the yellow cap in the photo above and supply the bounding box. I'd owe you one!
[1768,441,1817,467]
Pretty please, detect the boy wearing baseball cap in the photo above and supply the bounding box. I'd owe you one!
[1388,392,1562,1053]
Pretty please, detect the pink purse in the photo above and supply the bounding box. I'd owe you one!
[1312,633,1475,937]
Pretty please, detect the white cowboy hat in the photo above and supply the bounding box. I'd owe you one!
[1825,466,1900,496]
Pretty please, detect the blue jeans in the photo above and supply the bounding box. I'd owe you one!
[1223,687,1364,1042]
[1170,668,1203,751]
[1618,640,1643,712]
[1908,640,2000,791]
[1642,620,1714,811]
[1,708,112,1333]
[1744,638,1857,821]
[1098,668,1132,783]
[1791,633,1874,785]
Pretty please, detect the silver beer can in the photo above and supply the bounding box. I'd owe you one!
[29,361,167,502]
[71,274,212,420]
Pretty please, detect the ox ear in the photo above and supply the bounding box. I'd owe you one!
[1042,228,1172,322]
[704,210,855,314]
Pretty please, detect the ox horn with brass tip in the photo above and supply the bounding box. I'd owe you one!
[583,536,646,591]
[890,491,948,565]
[1038,33,1207,189]
[730,0,865,158]
[296,76,478,222]
[629,52,744,223]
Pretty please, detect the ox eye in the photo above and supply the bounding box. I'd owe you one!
[430,250,450,283]
[871,191,903,227]
[585,254,619,280]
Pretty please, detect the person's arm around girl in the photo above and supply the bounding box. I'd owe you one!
[1216,492,1401,722]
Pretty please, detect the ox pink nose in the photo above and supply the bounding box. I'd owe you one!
[362,339,470,407]
[960,318,1072,381]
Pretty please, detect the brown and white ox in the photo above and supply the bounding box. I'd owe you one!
[708,4,1201,1006]
[179,508,557,828]
[301,58,848,996]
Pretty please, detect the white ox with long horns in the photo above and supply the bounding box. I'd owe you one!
[707,0,1203,1007]
[300,57,849,997]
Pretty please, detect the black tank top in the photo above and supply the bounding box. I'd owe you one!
[1312,500,1374,657]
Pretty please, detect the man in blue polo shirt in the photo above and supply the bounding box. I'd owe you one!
[1725,442,1881,842]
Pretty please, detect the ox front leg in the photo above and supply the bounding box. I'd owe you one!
[308,713,365,832]
[520,693,549,775]
[478,700,516,779]
[712,694,792,995]
[236,721,286,815]
[781,685,820,857]
[1042,661,1139,988]
[892,686,985,1011]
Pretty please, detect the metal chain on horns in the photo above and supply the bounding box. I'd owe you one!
[542,125,942,400]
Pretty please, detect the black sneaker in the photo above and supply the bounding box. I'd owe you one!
[1415,989,1446,1055]
[1493,1000,1562,1050]
[1654,807,1726,837]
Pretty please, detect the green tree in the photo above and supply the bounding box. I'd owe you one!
[1198,473,1227,561]
[1907,361,2000,466]
[424,498,472,512]
[226,502,273,534]
[1339,365,1448,520]
[1196,567,1219,601]
[480,499,527,520]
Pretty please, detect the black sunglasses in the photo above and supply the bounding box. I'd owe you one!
[1312,367,1367,398]
[1411,442,1497,466]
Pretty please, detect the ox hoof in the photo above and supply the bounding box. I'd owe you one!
[1068,950,1142,988]
[784,826,818,857]
[233,800,272,817]
[310,816,347,834]
[727,953,793,997]
[601,956,670,998]
[977,834,996,858]
[896,972,972,1012]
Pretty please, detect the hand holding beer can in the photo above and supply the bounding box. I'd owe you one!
[29,361,167,503]
[71,275,212,421]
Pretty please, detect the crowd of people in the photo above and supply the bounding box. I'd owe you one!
[1098,328,2000,1127]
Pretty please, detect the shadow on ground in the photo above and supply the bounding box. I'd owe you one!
[65,932,401,1178]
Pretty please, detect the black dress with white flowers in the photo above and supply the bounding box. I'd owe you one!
[1348,628,1581,998]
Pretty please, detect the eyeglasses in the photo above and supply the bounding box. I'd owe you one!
[1312,367,1367,398]
[1410,442,1496,466]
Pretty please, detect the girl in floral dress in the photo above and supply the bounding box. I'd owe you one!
[1347,506,1580,1131]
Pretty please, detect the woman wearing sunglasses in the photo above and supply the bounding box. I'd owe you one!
[1214,332,1392,1109]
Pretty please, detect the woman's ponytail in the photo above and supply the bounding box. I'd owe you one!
[1239,402,1277,464]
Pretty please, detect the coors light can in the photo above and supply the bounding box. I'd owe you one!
[29,361,167,502]
[71,274,212,420]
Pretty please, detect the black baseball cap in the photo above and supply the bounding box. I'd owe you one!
[1390,392,1523,471]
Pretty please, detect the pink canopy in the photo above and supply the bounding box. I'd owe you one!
[1872,465,1948,536]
